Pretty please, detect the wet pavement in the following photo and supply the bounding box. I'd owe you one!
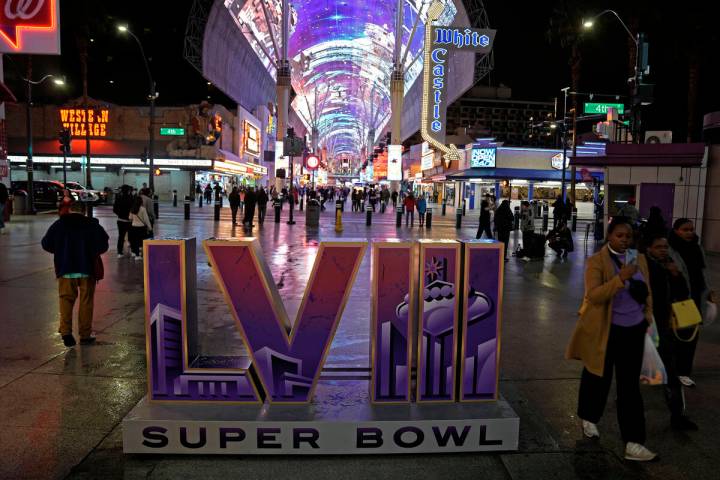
[0,202,718,480]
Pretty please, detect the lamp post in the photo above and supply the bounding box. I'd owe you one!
[118,24,157,192]
[22,59,65,214]
[582,10,645,142]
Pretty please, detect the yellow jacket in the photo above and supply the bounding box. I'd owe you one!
[565,245,653,376]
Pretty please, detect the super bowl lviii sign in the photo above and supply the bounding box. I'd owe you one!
[122,238,517,454]
[421,0,495,163]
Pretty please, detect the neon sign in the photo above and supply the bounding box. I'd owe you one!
[0,0,60,54]
[59,108,109,138]
[421,1,495,165]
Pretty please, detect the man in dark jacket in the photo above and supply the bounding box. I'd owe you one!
[256,187,269,225]
[243,187,256,228]
[112,185,133,257]
[42,201,109,347]
[228,187,240,225]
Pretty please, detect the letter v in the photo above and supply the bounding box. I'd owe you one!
[205,239,367,404]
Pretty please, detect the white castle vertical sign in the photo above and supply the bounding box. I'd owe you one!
[421,0,496,164]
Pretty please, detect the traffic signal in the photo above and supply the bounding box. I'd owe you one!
[58,128,71,154]
[154,168,162,176]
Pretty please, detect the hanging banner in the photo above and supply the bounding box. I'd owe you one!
[387,145,403,181]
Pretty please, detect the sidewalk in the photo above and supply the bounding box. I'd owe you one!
[0,207,717,479]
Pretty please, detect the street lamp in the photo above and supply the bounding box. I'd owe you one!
[22,71,66,214]
[117,23,157,191]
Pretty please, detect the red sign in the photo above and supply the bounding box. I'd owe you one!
[0,0,59,54]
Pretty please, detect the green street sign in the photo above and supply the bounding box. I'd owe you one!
[584,102,625,115]
[160,127,185,136]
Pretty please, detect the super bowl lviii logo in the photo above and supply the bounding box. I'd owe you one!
[143,238,503,405]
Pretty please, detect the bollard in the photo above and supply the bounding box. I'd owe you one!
[542,203,549,232]
[274,199,282,223]
[335,199,343,232]
[426,208,432,229]
[153,195,159,220]
[456,209,462,229]
[366,202,372,226]
[184,196,190,220]
[462,199,467,216]
[571,207,578,232]
[214,199,220,221]
[513,206,520,230]
[396,205,403,227]
[442,202,447,216]
[172,190,177,207]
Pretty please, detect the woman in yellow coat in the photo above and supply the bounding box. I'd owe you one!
[566,218,656,461]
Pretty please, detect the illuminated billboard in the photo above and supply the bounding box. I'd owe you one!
[243,120,261,158]
[470,147,496,168]
[0,0,60,54]
[59,108,109,138]
[387,145,402,181]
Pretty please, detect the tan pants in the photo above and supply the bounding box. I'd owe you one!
[58,277,96,338]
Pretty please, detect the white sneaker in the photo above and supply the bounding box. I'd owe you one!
[134,255,143,262]
[624,442,657,462]
[679,376,695,387]
[582,420,600,439]
[117,253,125,259]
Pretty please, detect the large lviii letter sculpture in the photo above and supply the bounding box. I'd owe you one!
[205,239,366,404]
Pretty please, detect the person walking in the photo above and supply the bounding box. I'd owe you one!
[566,218,656,461]
[257,187,269,225]
[391,190,398,209]
[204,184,212,204]
[644,233,698,430]
[228,187,240,226]
[476,199,493,239]
[668,218,715,387]
[417,195,427,227]
[243,187,257,228]
[41,200,109,347]
[195,182,202,200]
[0,182,8,234]
[494,200,514,261]
[112,185,134,258]
[139,188,155,227]
[404,192,416,227]
[128,196,153,260]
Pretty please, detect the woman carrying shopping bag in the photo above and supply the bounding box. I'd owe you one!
[129,196,153,261]
[566,218,657,461]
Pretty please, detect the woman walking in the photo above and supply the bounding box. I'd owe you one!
[566,218,656,461]
[128,196,152,261]
[668,218,714,387]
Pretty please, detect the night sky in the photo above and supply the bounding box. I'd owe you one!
[4,0,718,142]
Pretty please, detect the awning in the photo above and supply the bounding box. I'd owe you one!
[445,167,603,182]
[570,143,705,167]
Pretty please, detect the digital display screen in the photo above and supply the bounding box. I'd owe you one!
[470,148,496,168]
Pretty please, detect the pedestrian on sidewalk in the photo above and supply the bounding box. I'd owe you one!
[229,187,240,225]
[204,184,212,204]
[41,200,109,347]
[668,218,714,387]
[417,195,427,227]
[494,200,514,260]
[113,185,134,258]
[404,192,416,227]
[520,201,535,251]
[129,196,153,260]
[476,199,493,239]
[243,187,256,228]
[391,190,398,209]
[257,187,269,225]
[566,218,657,462]
[0,182,7,234]
[644,233,698,431]
[140,188,155,227]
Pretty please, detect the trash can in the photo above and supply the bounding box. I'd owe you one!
[12,190,28,215]
[306,199,321,227]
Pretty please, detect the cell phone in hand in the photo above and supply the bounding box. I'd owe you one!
[625,249,638,265]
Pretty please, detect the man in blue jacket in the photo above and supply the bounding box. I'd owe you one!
[41,200,109,347]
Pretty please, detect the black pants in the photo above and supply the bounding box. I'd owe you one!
[258,204,267,224]
[418,212,425,226]
[657,327,685,418]
[243,206,255,226]
[476,222,493,239]
[117,221,131,254]
[497,229,510,258]
[578,321,647,444]
[231,206,239,224]
[129,226,147,256]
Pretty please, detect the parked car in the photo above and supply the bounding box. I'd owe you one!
[10,180,65,210]
[64,181,107,204]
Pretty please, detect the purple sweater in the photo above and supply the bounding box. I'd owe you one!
[611,253,646,327]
